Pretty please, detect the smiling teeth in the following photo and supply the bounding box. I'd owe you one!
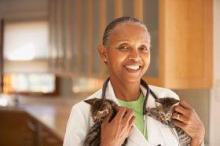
[126,65,140,70]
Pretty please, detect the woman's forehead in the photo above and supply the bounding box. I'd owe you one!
[112,22,147,33]
[107,23,150,44]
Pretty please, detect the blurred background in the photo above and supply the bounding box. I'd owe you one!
[0,0,219,146]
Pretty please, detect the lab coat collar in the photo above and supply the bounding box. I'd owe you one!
[104,81,152,146]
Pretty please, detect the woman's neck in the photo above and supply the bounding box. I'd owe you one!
[110,77,141,101]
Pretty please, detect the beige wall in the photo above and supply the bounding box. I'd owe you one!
[174,89,210,145]
[209,0,220,145]
[0,0,48,19]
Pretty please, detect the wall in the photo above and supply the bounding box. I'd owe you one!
[58,76,73,97]
[0,0,48,19]
[209,0,220,145]
[174,89,210,145]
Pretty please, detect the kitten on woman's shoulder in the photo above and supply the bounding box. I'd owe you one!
[84,98,118,123]
[83,98,127,146]
[147,97,191,146]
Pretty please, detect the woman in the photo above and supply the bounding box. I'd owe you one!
[63,17,205,146]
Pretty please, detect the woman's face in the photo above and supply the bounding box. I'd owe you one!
[103,23,151,83]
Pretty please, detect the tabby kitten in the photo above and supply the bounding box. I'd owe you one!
[146,97,192,146]
[84,98,127,146]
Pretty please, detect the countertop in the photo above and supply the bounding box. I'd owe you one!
[0,93,90,140]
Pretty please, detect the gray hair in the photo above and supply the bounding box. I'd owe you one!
[102,16,150,47]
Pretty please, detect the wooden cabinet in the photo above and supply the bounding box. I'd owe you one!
[0,108,62,146]
[154,0,213,89]
[48,0,212,89]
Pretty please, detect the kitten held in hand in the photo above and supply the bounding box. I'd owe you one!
[147,97,191,146]
[84,98,127,146]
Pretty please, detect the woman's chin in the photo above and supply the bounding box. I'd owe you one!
[110,71,144,84]
[121,75,142,84]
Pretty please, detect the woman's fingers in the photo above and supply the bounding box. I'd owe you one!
[172,100,197,125]
[174,104,189,115]
[123,109,135,137]
[173,100,194,115]
[171,99,205,145]
[114,107,135,132]
[172,100,195,124]
[113,107,134,123]
[123,109,135,124]
[101,106,136,146]
[172,119,186,129]
[128,117,135,134]
[172,112,188,125]
[102,113,112,125]
[113,107,127,123]
[129,116,135,125]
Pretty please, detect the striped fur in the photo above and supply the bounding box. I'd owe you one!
[147,97,191,146]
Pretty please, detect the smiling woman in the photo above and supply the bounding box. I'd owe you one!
[63,17,205,146]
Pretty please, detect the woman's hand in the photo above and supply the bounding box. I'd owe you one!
[172,100,205,146]
[100,107,135,146]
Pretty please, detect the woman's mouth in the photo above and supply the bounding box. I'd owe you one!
[125,65,141,71]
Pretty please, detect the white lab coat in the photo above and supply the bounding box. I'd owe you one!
[63,82,183,146]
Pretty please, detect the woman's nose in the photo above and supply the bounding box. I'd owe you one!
[128,49,141,61]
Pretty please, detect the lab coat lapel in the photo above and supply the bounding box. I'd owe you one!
[127,126,152,146]
[105,82,119,104]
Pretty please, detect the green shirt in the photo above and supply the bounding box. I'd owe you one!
[117,93,147,139]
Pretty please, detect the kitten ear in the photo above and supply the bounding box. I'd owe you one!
[172,101,180,108]
[84,98,99,105]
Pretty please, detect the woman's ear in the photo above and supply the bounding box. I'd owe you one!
[97,44,108,64]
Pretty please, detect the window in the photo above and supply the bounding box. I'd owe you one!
[4,20,49,61]
[2,19,57,95]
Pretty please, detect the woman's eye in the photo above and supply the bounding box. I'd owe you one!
[117,45,129,51]
[139,46,150,52]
